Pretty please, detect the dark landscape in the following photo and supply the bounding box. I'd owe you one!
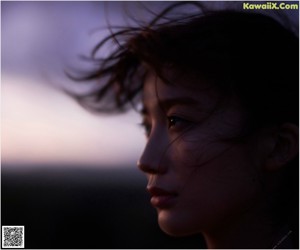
[2,165,205,249]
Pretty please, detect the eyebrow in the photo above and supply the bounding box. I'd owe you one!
[141,97,198,114]
[159,97,198,111]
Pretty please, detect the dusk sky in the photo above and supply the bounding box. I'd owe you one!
[1,1,298,169]
[1,2,156,168]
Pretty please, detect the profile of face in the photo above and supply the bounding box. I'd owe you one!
[138,71,271,237]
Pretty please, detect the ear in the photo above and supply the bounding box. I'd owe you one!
[265,123,299,171]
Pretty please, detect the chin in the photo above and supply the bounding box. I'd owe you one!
[157,210,201,237]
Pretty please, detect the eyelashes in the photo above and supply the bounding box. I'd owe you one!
[139,120,152,137]
[167,116,188,129]
[139,115,192,137]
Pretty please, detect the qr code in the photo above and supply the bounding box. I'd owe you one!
[2,226,24,248]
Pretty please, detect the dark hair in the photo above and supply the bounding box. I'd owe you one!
[67,2,298,122]
[67,2,299,246]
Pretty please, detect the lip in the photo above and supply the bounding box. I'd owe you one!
[147,186,178,208]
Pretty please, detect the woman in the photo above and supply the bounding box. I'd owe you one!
[68,2,299,248]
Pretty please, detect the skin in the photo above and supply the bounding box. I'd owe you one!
[137,71,295,248]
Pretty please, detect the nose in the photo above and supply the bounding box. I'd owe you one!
[137,133,168,175]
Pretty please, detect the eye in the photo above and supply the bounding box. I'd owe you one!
[167,116,188,130]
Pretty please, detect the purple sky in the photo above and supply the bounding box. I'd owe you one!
[1,2,149,168]
[1,1,298,168]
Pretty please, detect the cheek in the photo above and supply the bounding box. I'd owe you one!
[169,111,250,172]
[170,128,230,171]
[163,138,262,234]
[191,152,260,226]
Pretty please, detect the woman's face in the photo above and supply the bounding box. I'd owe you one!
[138,72,266,236]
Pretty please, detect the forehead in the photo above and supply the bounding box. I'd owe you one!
[142,71,221,110]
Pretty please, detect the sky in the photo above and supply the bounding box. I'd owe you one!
[1,1,298,169]
[1,1,153,168]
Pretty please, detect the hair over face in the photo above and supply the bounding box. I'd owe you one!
[67,2,299,246]
[67,3,298,128]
